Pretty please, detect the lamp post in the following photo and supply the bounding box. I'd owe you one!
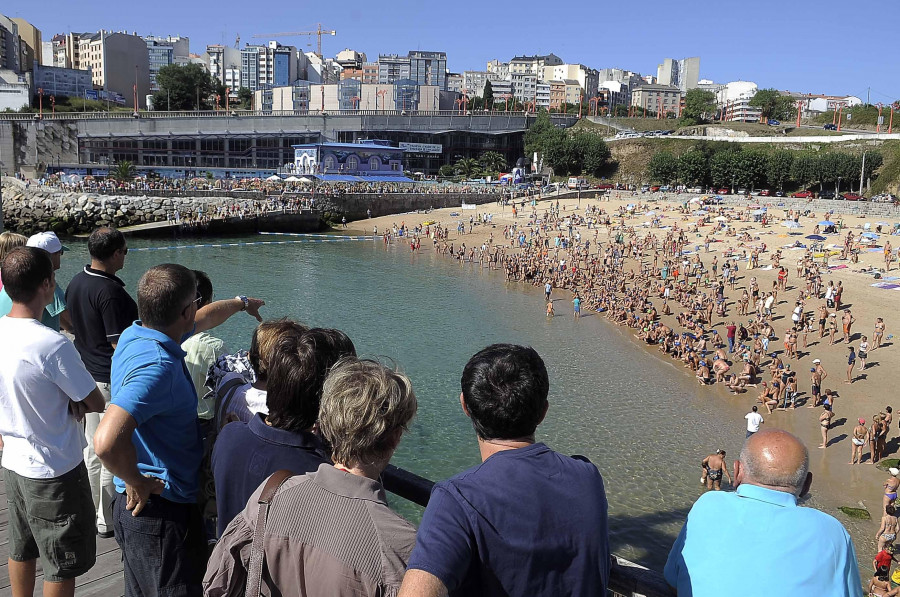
[38,87,43,118]
[375,89,387,112]
[876,103,883,133]
[837,105,844,132]
[225,87,230,111]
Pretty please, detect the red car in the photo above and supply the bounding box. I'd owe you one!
[650,185,661,192]
[759,189,771,196]
[717,188,729,195]
[592,183,614,190]
[792,191,813,198]
[841,193,863,201]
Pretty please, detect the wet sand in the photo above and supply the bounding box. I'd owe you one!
[351,193,900,563]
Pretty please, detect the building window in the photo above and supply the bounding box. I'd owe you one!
[323,155,335,171]
[346,155,359,171]
[369,156,381,170]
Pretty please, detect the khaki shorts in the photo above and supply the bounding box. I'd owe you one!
[5,462,97,581]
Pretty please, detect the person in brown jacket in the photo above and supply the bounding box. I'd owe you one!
[203,357,418,597]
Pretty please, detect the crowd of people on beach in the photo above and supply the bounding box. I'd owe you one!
[0,195,888,597]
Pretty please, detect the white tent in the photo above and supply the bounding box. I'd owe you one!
[266,175,282,182]
[284,176,301,182]
[299,177,313,183]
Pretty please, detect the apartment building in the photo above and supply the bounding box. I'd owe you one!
[543,63,598,97]
[377,54,410,85]
[0,14,20,73]
[657,57,700,93]
[549,79,582,110]
[33,63,93,98]
[12,18,41,72]
[486,59,509,78]
[206,44,241,88]
[631,84,682,115]
[508,54,562,81]
[240,41,298,90]
[78,31,151,108]
[446,72,463,94]
[408,51,446,90]
[715,81,761,122]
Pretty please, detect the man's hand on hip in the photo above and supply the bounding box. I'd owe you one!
[126,476,166,516]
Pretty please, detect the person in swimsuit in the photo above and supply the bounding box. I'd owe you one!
[818,404,834,449]
[874,318,886,350]
[884,469,900,513]
[546,301,554,318]
[859,336,870,371]
[700,449,732,491]
[868,573,900,597]
[877,505,900,553]
[851,418,868,464]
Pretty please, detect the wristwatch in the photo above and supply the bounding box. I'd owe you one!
[235,295,249,311]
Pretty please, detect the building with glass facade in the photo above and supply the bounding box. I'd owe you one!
[408,51,446,90]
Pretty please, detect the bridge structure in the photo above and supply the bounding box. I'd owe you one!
[0,110,579,179]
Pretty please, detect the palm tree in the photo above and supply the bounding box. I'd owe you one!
[478,151,507,175]
[453,157,481,180]
[112,161,136,182]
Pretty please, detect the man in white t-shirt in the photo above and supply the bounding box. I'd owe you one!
[0,246,105,597]
[745,405,764,438]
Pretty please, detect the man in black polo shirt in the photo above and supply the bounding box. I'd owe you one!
[65,227,137,538]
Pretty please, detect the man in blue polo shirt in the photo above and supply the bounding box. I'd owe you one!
[399,344,610,597]
[94,264,264,597]
[664,429,861,597]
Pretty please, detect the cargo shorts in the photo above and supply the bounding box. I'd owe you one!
[5,462,97,581]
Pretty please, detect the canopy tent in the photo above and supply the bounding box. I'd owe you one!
[752,209,766,215]
[283,176,301,182]
[265,175,282,182]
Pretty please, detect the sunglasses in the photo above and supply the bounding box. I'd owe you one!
[181,291,202,315]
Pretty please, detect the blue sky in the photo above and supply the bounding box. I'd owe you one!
[7,0,897,101]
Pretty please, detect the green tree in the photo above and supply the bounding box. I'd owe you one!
[749,89,781,121]
[766,150,794,190]
[790,153,820,190]
[710,150,738,187]
[478,151,507,174]
[453,157,481,179]
[647,151,678,184]
[579,134,611,177]
[680,89,716,126]
[151,63,217,111]
[483,80,494,107]
[734,149,768,190]
[677,150,709,186]
[236,88,253,110]
[438,164,457,178]
[112,161,135,182]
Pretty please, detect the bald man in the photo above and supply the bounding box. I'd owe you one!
[664,430,862,597]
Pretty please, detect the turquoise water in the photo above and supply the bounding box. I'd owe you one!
[54,234,829,570]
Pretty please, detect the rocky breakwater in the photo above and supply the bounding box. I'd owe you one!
[1,181,231,236]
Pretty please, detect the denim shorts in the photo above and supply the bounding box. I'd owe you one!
[5,462,97,581]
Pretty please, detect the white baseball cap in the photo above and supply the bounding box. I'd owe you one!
[891,468,900,477]
[812,359,821,364]
[26,232,69,254]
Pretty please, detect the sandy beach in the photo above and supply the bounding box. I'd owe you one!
[350,191,900,558]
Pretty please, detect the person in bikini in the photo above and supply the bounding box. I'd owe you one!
[700,449,732,491]
[818,404,834,449]
[868,573,900,597]
[884,469,900,513]
[874,317,886,350]
[877,505,900,553]
[850,418,868,464]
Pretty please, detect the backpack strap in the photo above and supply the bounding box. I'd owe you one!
[245,470,294,597]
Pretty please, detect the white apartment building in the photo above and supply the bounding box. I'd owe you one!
[205,44,240,86]
[510,73,537,104]
[716,81,761,122]
[535,83,550,108]
[542,63,598,97]
[508,54,562,81]
[486,59,508,78]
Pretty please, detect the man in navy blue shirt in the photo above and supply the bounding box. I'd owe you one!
[212,327,356,536]
[400,344,610,597]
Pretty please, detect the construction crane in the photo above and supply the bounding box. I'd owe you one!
[252,24,336,56]
[234,34,240,49]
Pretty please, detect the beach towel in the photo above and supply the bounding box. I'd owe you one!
[872,282,900,290]
[828,265,848,270]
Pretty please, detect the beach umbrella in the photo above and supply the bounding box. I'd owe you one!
[877,222,891,227]
[645,210,656,216]
[266,175,282,182]
[299,177,313,183]
[806,234,826,241]
[819,220,835,226]
[782,221,801,229]
[693,209,708,216]
[284,176,301,182]
[861,232,879,239]
[752,209,766,215]
[715,216,728,222]
[689,197,702,203]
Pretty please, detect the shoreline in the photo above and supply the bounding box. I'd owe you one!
[350,194,900,573]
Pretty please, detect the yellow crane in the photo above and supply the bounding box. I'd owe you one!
[252,24,336,56]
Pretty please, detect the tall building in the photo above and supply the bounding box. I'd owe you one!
[408,51,446,90]
[0,14,20,73]
[657,57,700,93]
[12,18,41,71]
[33,63,93,98]
[716,81,761,122]
[335,49,366,70]
[79,31,151,108]
[144,35,189,91]
[486,59,508,78]
[240,41,298,90]
[377,54,410,85]
[631,84,683,115]
[446,72,463,94]
[542,63,598,97]
[206,44,241,89]
[508,54,563,81]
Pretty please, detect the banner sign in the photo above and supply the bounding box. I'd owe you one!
[399,142,443,154]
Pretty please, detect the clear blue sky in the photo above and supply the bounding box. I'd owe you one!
[7,0,897,102]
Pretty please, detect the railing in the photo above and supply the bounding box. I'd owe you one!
[0,109,579,124]
[381,465,674,597]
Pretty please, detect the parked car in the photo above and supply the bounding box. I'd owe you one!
[841,193,863,201]
[767,119,781,126]
[659,185,671,192]
[792,191,813,198]
[759,189,771,196]
[650,185,661,192]
[640,185,651,192]
[872,193,897,203]
[592,183,614,190]
[717,188,730,195]
[775,190,785,197]
[819,190,835,199]
[824,124,837,131]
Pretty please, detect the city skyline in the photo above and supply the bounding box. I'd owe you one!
[5,0,897,102]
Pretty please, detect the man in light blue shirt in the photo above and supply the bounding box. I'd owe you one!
[664,429,862,597]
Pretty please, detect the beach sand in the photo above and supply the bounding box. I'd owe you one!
[351,192,900,559]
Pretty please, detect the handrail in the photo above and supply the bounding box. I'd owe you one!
[0,109,579,123]
[381,465,674,597]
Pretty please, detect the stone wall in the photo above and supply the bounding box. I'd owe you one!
[315,192,500,220]
[718,196,900,218]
